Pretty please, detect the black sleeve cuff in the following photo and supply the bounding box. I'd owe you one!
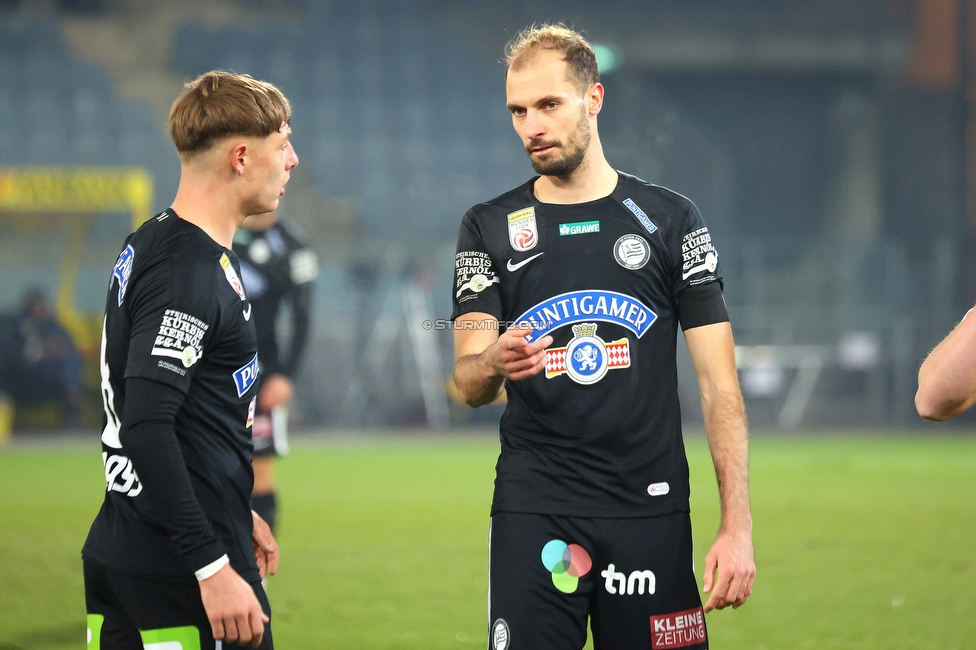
[676,281,729,330]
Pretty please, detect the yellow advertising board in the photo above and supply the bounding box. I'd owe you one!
[0,167,152,227]
[0,167,154,350]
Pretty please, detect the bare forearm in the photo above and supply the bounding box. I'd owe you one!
[917,309,976,420]
[702,385,752,533]
[454,352,505,408]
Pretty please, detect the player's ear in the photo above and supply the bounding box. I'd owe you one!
[587,83,604,116]
[230,141,248,176]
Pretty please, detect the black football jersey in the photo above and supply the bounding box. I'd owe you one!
[452,172,728,517]
[82,209,261,580]
[232,219,317,381]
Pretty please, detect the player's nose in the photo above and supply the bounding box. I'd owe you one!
[519,109,546,140]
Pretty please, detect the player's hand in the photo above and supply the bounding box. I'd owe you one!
[198,563,268,648]
[486,326,553,381]
[258,374,294,411]
[702,528,755,612]
[252,510,279,578]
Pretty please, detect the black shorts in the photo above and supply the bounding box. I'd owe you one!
[488,511,707,650]
[84,560,273,650]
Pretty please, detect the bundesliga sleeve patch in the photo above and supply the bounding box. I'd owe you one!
[219,253,247,301]
[111,245,134,306]
[681,227,719,283]
[151,309,208,369]
[455,250,499,301]
[507,206,538,251]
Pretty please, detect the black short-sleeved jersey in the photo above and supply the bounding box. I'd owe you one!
[451,172,728,518]
[82,209,261,581]
[232,219,317,382]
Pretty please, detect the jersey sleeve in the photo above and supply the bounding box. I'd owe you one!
[123,256,215,392]
[451,210,502,321]
[671,201,729,330]
[120,376,227,573]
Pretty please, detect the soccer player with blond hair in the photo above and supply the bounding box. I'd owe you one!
[82,71,298,649]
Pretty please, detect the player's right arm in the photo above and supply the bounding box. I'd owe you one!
[453,313,552,407]
[120,377,267,647]
[916,307,976,420]
[113,246,267,646]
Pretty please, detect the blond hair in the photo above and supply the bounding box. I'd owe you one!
[169,70,292,157]
[504,23,600,93]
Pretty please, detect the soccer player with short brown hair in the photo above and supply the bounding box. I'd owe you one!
[453,24,755,649]
[82,71,297,649]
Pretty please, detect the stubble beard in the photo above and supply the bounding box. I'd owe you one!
[528,111,591,179]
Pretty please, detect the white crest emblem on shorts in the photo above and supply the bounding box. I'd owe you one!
[613,234,650,270]
[545,323,631,385]
[491,619,510,650]
[508,207,538,252]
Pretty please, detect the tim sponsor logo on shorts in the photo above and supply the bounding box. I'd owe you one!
[650,607,706,649]
[600,563,656,595]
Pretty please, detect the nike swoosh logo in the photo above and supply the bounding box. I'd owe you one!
[507,252,544,272]
[243,304,252,321]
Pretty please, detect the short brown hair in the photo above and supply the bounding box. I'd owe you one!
[504,23,599,93]
[169,70,292,156]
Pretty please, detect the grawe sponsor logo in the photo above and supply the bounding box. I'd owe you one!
[559,220,600,236]
[650,607,706,649]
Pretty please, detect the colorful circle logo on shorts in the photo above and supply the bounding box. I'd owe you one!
[541,539,593,593]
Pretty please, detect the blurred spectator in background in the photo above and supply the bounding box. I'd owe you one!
[0,289,84,428]
[915,307,976,421]
[234,209,318,535]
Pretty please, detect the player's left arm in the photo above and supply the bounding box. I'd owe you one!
[684,322,755,612]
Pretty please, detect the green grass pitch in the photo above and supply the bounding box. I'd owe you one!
[1,433,974,649]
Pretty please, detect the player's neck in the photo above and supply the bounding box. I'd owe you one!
[533,145,617,205]
[170,176,246,249]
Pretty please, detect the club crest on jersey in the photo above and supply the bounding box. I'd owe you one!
[545,323,630,384]
[614,234,650,270]
[111,245,134,306]
[233,353,259,398]
[219,253,247,301]
[507,207,538,252]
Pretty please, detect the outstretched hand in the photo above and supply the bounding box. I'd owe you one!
[702,528,755,612]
